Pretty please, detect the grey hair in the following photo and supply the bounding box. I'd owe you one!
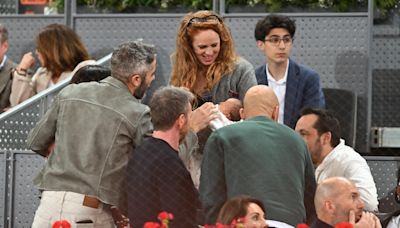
[111,40,156,83]
[0,23,8,43]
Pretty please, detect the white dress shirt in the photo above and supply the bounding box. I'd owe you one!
[315,139,379,211]
[266,62,289,124]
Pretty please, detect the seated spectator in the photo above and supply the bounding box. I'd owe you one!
[209,98,242,131]
[0,23,16,112]
[127,86,199,228]
[311,177,381,228]
[295,108,379,212]
[217,195,294,228]
[10,23,93,106]
[217,195,267,228]
[383,168,400,228]
[254,14,325,129]
[199,85,316,226]
[69,64,110,84]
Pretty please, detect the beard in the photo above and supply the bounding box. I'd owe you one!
[311,138,324,165]
[133,80,148,99]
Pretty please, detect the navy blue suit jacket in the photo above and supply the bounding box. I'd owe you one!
[255,59,325,129]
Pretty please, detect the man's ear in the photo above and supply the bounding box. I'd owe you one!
[271,105,279,122]
[129,74,142,88]
[256,40,265,51]
[321,132,332,146]
[177,113,186,129]
[239,108,245,120]
[325,200,336,214]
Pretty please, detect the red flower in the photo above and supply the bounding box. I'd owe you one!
[216,223,229,228]
[52,220,71,228]
[230,217,245,228]
[297,224,309,228]
[158,211,174,221]
[335,222,353,228]
[143,222,161,228]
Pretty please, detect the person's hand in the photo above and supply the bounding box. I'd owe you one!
[350,211,382,228]
[189,102,218,133]
[110,206,130,228]
[18,52,35,70]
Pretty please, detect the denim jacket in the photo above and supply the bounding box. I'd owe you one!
[27,76,153,212]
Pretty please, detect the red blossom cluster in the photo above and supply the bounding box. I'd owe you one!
[143,211,174,228]
[52,220,71,228]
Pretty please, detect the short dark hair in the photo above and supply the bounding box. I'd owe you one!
[254,14,296,41]
[70,65,110,84]
[217,195,266,225]
[226,98,242,121]
[149,86,194,131]
[300,108,341,147]
[0,23,8,43]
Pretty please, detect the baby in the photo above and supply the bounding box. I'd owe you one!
[209,98,242,131]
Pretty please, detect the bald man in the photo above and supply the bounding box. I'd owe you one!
[199,85,317,226]
[311,177,381,228]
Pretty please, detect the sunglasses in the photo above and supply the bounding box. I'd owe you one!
[187,15,223,26]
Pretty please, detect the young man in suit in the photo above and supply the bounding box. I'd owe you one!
[254,14,325,129]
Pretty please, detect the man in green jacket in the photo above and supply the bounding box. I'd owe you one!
[199,85,316,226]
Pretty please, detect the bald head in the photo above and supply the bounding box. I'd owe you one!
[315,177,365,226]
[241,85,279,120]
[315,177,353,210]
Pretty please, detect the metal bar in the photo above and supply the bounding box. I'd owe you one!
[219,0,225,16]
[1,151,8,228]
[365,0,374,153]
[222,12,369,17]
[64,0,72,27]
[364,155,400,161]
[0,54,112,121]
[7,151,14,228]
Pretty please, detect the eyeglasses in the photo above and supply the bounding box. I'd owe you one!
[264,36,294,46]
[187,15,222,26]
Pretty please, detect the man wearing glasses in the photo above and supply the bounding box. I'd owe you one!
[254,14,325,129]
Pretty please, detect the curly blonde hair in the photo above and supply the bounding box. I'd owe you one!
[170,11,237,93]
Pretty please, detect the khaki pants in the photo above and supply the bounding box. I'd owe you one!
[31,191,114,228]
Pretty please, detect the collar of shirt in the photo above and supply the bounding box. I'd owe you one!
[0,55,7,71]
[315,139,345,182]
[266,61,289,85]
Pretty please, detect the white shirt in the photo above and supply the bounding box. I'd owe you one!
[315,139,379,211]
[0,55,7,71]
[267,219,294,228]
[266,62,289,124]
[387,215,400,228]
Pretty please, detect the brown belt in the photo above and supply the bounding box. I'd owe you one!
[82,195,100,208]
